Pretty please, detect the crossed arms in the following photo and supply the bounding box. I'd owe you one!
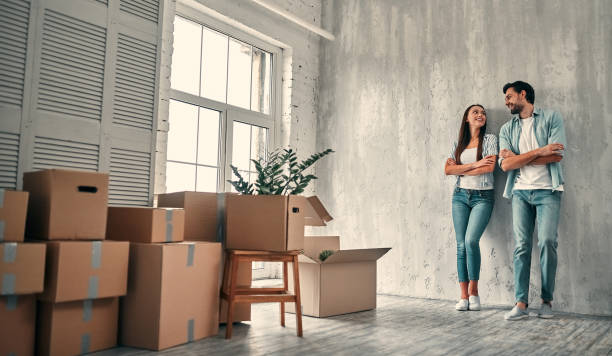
[498,144,563,172]
[445,155,497,176]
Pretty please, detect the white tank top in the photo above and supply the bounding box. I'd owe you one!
[458,148,492,190]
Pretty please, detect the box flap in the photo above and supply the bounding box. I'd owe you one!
[321,248,391,264]
[303,236,340,261]
[304,196,333,226]
[297,254,319,264]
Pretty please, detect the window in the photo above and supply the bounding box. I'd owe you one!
[167,14,278,194]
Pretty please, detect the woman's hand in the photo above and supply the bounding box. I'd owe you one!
[473,155,496,168]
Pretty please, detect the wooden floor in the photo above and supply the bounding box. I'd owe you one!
[95,294,612,356]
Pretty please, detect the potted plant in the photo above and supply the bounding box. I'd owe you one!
[227,148,334,195]
[224,148,334,252]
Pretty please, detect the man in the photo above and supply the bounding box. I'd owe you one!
[498,81,567,321]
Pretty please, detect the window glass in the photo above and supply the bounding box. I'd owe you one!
[166,162,195,192]
[197,107,221,166]
[196,166,217,192]
[167,100,198,163]
[200,27,228,103]
[227,38,252,110]
[171,17,201,95]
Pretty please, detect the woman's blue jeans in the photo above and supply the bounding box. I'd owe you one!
[452,188,494,282]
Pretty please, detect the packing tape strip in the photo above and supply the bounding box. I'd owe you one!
[187,318,195,342]
[2,273,16,295]
[4,242,17,263]
[81,333,91,354]
[88,276,99,299]
[187,244,194,267]
[83,300,93,322]
[6,295,18,310]
[216,194,225,245]
[0,220,5,241]
[91,241,102,269]
[166,210,173,242]
[0,188,4,208]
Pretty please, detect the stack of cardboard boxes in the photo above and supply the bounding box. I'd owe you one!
[107,205,222,350]
[157,192,251,323]
[0,189,46,356]
[23,170,129,356]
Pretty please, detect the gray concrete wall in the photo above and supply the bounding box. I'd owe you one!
[315,0,612,315]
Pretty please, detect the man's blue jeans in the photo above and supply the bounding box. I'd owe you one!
[452,188,494,282]
[512,189,562,304]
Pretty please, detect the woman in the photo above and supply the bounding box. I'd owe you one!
[445,104,498,311]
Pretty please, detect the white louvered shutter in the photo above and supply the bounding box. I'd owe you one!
[0,132,20,189]
[38,9,106,121]
[0,0,163,207]
[32,137,99,172]
[109,148,151,206]
[0,0,30,189]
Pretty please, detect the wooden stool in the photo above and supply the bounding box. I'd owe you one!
[221,249,303,339]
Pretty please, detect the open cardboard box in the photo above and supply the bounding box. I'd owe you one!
[287,236,390,317]
[225,195,332,252]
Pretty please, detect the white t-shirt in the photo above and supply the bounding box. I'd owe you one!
[458,148,493,190]
[513,117,563,191]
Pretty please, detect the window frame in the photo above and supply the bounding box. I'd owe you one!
[169,5,282,194]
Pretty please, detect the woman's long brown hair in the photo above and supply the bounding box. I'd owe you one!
[454,104,486,164]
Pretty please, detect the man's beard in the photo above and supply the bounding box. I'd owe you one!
[510,103,523,114]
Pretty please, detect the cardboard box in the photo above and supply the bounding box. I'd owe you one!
[225,195,332,251]
[107,207,185,243]
[287,236,390,317]
[157,191,221,242]
[0,189,29,242]
[120,242,222,350]
[0,294,36,356]
[0,242,46,295]
[23,169,109,240]
[38,241,129,302]
[37,298,118,356]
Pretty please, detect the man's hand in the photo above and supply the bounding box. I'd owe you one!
[500,149,516,159]
[537,143,564,157]
[473,155,496,168]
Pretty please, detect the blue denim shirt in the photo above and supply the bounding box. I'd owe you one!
[498,107,567,199]
[449,133,498,189]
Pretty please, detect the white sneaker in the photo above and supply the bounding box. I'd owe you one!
[468,296,481,311]
[504,305,529,321]
[455,299,469,311]
[538,303,554,319]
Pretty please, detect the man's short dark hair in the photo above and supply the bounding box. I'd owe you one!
[503,81,535,104]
